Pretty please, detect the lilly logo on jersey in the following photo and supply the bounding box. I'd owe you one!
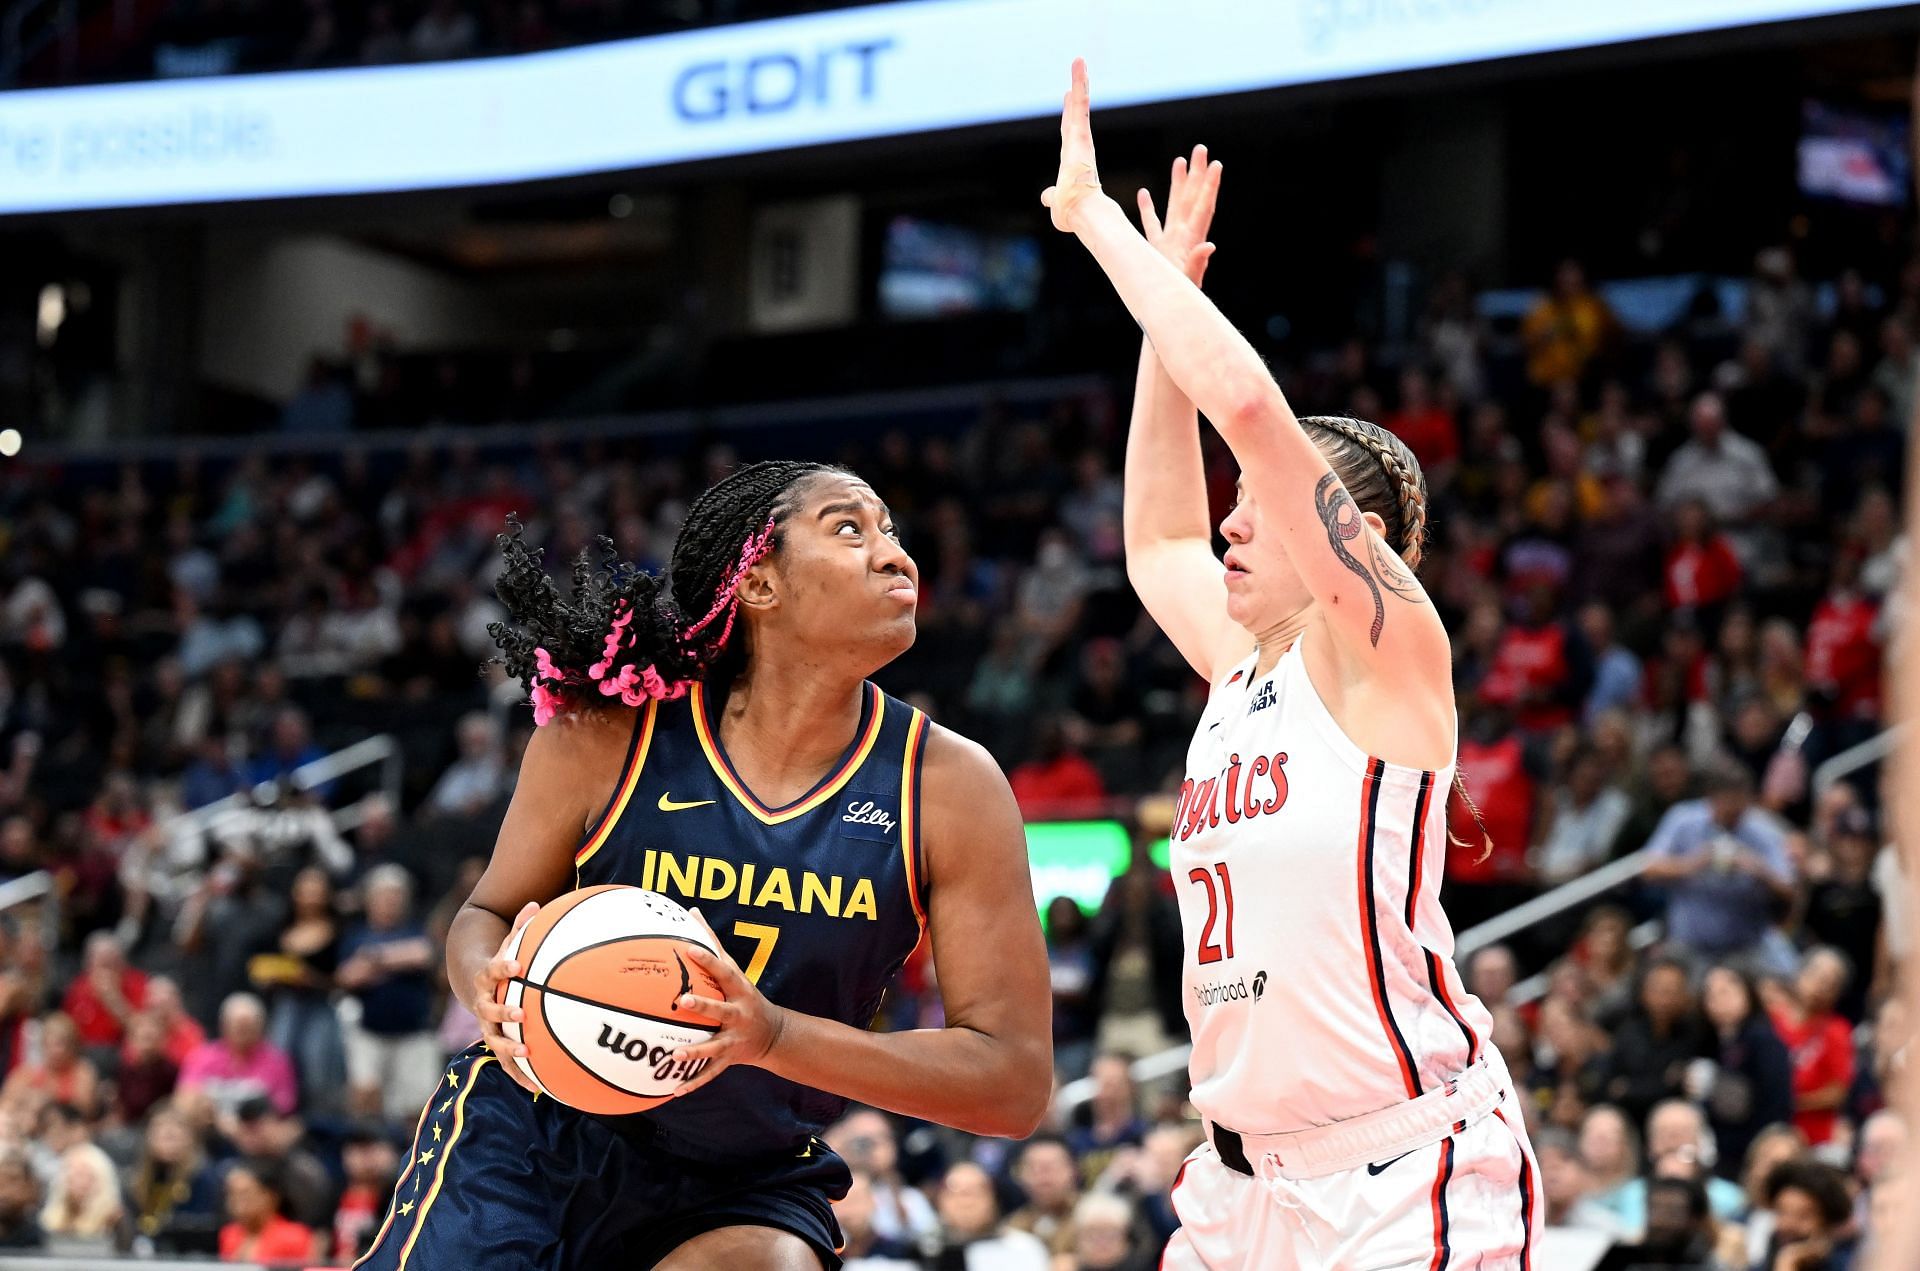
[1173,751,1290,843]
[842,801,896,834]
[595,1024,711,1082]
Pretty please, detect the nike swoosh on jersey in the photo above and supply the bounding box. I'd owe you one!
[657,793,716,812]
[1366,1150,1415,1176]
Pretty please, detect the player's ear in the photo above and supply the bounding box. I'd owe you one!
[1361,509,1388,540]
[735,560,778,611]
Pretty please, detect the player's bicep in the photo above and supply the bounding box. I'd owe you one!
[1126,539,1248,682]
[466,713,618,919]
[919,731,1051,1049]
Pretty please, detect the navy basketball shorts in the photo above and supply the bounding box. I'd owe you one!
[354,1043,851,1270]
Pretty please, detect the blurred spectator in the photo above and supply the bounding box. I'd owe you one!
[834,1167,917,1269]
[1536,745,1633,886]
[1634,1099,1746,1221]
[177,993,297,1119]
[1744,247,1816,375]
[1755,1159,1855,1271]
[1738,1125,1810,1268]
[1697,965,1794,1177]
[926,1161,1049,1271]
[1044,898,1097,1080]
[1578,603,1645,724]
[826,1109,936,1247]
[1009,715,1106,820]
[1643,760,1795,965]
[1523,259,1618,388]
[1384,365,1461,472]
[1799,808,1881,1022]
[217,1159,314,1264]
[123,1104,218,1251]
[338,866,437,1122]
[1594,958,1708,1130]
[1540,1126,1633,1238]
[134,977,206,1070]
[1087,871,1184,1059]
[61,932,147,1053]
[1006,1134,1080,1256]
[254,866,345,1112]
[1068,1191,1155,1271]
[1066,1055,1148,1186]
[1656,393,1779,525]
[1766,949,1855,1149]
[331,1123,402,1263]
[2,1016,101,1119]
[1580,1104,1645,1232]
[423,712,512,818]
[0,1147,43,1249]
[39,1142,123,1248]
[224,1096,334,1232]
[1664,500,1744,619]
[114,1011,181,1126]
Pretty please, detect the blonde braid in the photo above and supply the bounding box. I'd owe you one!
[1299,416,1429,569]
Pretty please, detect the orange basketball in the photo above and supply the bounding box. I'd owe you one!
[495,885,726,1115]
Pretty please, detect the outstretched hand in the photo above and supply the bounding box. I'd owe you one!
[1139,145,1222,286]
[1040,59,1102,231]
[667,908,788,1098]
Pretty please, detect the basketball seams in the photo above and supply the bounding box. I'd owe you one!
[507,975,720,1034]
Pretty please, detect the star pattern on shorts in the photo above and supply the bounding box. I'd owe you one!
[397,1200,414,1217]
[420,1148,436,1166]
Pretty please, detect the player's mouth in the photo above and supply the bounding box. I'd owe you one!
[1224,551,1250,583]
[883,578,918,605]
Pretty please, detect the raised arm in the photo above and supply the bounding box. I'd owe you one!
[1045,62,1448,688]
[1123,147,1246,682]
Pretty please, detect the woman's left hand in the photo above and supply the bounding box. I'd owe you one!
[1041,59,1103,232]
[669,911,789,1097]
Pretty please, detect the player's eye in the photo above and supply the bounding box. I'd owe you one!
[881,524,899,540]
[836,520,860,536]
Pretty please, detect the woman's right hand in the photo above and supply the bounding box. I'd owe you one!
[1137,144,1222,286]
[471,901,543,1095]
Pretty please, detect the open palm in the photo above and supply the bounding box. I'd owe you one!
[1139,145,1223,286]
[1040,59,1100,231]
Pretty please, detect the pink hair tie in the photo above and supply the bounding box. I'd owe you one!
[530,683,568,727]
[681,515,778,642]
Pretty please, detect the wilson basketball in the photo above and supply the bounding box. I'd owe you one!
[496,885,726,1114]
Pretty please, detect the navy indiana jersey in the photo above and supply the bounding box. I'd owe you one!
[572,679,928,1160]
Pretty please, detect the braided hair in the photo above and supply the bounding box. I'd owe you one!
[490,460,843,725]
[1297,416,1428,569]
[1299,416,1490,855]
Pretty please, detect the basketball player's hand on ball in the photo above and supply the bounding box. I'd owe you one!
[473,901,544,1096]
[1138,144,1222,286]
[667,908,788,1097]
[1041,59,1102,231]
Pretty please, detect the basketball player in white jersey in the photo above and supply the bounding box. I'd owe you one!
[1042,62,1540,1268]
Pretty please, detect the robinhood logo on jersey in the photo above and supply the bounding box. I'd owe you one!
[1193,975,1254,1008]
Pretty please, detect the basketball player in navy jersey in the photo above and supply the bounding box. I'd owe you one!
[354,461,1051,1271]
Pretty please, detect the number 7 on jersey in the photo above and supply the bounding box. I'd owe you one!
[1188,862,1235,963]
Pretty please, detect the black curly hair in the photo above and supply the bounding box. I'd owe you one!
[489,460,845,723]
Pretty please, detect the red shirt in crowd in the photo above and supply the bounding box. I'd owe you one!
[126,1014,208,1071]
[1009,752,1107,820]
[1804,590,1883,718]
[62,967,148,1048]
[332,1185,385,1263]
[1769,1006,1855,1146]
[219,1215,313,1263]
[1479,624,1573,732]
[1447,734,1534,885]
[1663,536,1743,609]
[1385,406,1461,470]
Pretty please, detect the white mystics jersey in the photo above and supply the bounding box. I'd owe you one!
[1171,638,1493,1134]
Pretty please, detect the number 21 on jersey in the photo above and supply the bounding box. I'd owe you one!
[1188,862,1235,963]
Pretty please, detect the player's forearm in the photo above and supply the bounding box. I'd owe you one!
[1070,194,1300,454]
[761,1011,1050,1139]
[1124,337,1213,555]
[447,903,509,1015]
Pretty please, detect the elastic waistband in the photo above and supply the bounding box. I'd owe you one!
[1208,1057,1505,1181]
